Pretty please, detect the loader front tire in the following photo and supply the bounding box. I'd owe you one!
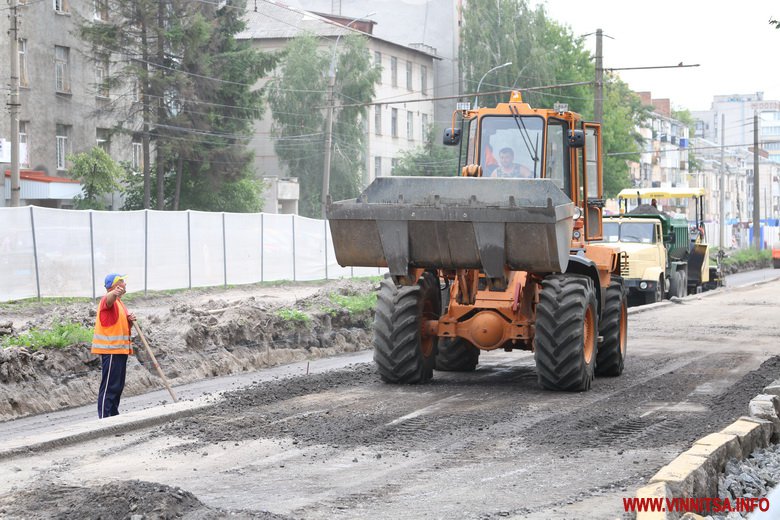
[373,272,440,384]
[435,337,480,372]
[595,280,627,377]
[534,274,598,392]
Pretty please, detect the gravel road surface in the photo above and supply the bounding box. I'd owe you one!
[1,279,778,519]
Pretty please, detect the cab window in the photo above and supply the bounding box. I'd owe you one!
[546,118,570,197]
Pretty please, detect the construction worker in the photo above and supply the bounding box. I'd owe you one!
[491,147,532,178]
[92,273,136,419]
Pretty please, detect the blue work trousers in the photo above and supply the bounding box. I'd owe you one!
[97,353,128,419]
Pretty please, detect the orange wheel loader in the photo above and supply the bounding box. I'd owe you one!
[327,92,627,391]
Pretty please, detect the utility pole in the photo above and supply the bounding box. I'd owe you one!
[719,114,726,250]
[594,28,603,124]
[752,114,761,250]
[8,0,21,207]
[321,14,375,219]
[322,73,335,219]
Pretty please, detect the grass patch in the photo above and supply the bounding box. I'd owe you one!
[2,322,92,350]
[276,308,311,325]
[329,292,377,314]
[722,248,771,266]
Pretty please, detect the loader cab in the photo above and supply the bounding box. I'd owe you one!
[444,94,604,241]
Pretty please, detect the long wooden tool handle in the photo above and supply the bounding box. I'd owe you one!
[133,322,178,403]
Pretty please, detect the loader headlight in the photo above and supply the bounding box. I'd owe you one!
[639,281,648,290]
[573,230,581,239]
[573,206,583,220]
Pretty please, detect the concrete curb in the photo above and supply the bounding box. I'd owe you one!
[0,395,218,462]
[635,379,780,520]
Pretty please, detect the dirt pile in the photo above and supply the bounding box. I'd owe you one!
[0,279,378,421]
[0,480,288,519]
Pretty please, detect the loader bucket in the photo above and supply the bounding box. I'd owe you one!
[327,176,575,279]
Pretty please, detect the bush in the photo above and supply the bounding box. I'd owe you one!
[2,322,92,350]
[719,248,772,273]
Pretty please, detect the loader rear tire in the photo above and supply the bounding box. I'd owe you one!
[435,338,480,372]
[595,280,627,377]
[373,272,440,384]
[534,274,598,392]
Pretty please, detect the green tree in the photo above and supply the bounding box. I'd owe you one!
[392,127,459,177]
[68,148,124,210]
[460,1,591,112]
[268,33,380,217]
[460,1,649,197]
[79,0,274,212]
[601,75,649,197]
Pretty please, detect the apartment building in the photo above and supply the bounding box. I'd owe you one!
[237,1,438,190]
[0,0,136,208]
[275,0,461,131]
[632,93,690,190]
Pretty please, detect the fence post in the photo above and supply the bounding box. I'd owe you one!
[260,213,264,283]
[29,206,41,301]
[291,214,297,281]
[222,212,227,288]
[89,211,95,300]
[324,218,328,280]
[187,210,192,289]
[144,210,148,295]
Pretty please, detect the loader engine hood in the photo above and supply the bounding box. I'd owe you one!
[327,176,575,279]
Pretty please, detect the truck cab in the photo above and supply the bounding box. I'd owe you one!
[601,216,671,304]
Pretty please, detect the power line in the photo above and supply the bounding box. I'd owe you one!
[330,81,595,109]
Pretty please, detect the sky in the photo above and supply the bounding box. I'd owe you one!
[532,0,780,112]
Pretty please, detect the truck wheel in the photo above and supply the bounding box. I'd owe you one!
[373,272,440,384]
[668,271,684,298]
[645,276,663,304]
[534,274,598,392]
[595,280,627,377]
[677,271,687,297]
[435,337,480,371]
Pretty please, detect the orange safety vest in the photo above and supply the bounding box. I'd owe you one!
[91,298,133,355]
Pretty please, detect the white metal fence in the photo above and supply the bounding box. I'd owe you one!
[0,206,381,302]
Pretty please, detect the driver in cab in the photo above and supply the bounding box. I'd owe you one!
[490,147,532,178]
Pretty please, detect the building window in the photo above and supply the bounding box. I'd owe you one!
[406,61,413,91]
[375,156,382,178]
[421,65,427,95]
[391,158,399,174]
[19,121,29,167]
[374,105,382,136]
[421,113,429,137]
[18,39,28,87]
[95,56,109,98]
[53,0,68,13]
[407,111,413,140]
[374,51,381,84]
[390,56,397,87]
[391,108,398,137]
[94,0,108,20]
[56,124,70,170]
[55,46,70,93]
[132,139,143,171]
[96,128,110,153]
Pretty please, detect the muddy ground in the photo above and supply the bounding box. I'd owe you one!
[2,276,779,519]
[0,279,377,421]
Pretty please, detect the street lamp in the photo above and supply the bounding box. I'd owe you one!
[474,62,512,109]
[322,12,376,219]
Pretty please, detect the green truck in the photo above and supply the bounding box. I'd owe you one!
[600,188,717,305]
